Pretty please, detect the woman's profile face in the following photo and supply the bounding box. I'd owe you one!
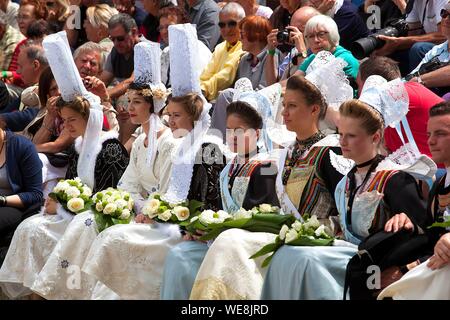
[127,90,152,125]
[281,88,319,134]
[60,106,88,138]
[226,113,259,155]
[166,100,194,138]
[338,115,380,164]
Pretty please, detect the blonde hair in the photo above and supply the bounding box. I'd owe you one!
[339,99,384,135]
[56,96,91,120]
[86,4,119,29]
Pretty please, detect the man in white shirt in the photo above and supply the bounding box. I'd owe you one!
[373,0,447,75]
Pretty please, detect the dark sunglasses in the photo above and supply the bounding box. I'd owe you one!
[46,1,56,7]
[109,35,127,42]
[441,9,450,19]
[218,20,238,28]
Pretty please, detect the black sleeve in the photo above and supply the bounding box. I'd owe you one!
[64,144,78,180]
[93,139,130,193]
[319,147,344,196]
[242,162,280,210]
[188,143,226,211]
[383,171,428,230]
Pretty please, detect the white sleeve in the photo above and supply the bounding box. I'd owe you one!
[434,0,449,25]
[406,1,420,23]
[117,135,145,210]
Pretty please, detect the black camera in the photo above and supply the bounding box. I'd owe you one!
[277,29,291,43]
[351,19,409,59]
[404,56,450,81]
[276,29,294,53]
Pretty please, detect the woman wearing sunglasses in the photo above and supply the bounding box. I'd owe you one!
[200,2,245,101]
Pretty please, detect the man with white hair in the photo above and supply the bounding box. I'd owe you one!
[200,1,245,101]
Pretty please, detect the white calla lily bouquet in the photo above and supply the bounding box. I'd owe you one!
[92,188,134,232]
[186,204,296,241]
[142,193,203,226]
[49,178,93,214]
[250,214,335,267]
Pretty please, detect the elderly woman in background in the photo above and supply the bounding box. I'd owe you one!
[83,4,119,55]
[297,14,359,80]
[236,15,273,90]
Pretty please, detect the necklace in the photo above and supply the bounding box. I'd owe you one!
[355,155,379,168]
[282,131,325,185]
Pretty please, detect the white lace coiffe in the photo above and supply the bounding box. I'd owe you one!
[43,31,103,189]
[132,41,169,166]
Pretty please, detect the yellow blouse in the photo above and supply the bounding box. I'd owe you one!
[200,41,244,101]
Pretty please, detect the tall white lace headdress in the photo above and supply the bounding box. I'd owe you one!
[231,78,284,152]
[359,75,436,179]
[305,50,354,111]
[43,31,103,190]
[131,41,168,166]
[162,23,214,204]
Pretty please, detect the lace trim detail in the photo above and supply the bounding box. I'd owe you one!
[359,76,409,127]
[169,24,202,96]
[305,51,353,107]
[191,277,246,300]
[375,143,437,179]
[330,150,355,176]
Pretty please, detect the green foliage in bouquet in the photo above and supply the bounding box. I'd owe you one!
[142,193,203,226]
[185,204,296,241]
[250,214,335,268]
[49,178,93,214]
[428,216,450,229]
[92,188,134,232]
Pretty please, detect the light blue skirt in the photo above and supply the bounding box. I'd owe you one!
[160,240,208,300]
[261,244,358,300]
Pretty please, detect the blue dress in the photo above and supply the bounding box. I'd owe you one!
[261,165,428,300]
[160,153,279,299]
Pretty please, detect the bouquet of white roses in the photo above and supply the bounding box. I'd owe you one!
[186,204,296,241]
[49,177,93,215]
[142,193,203,226]
[92,187,134,232]
[250,214,335,267]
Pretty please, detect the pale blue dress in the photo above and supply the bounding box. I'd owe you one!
[261,167,427,300]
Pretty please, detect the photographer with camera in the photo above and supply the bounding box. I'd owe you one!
[265,5,320,85]
[372,0,448,75]
[406,2,450,97]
